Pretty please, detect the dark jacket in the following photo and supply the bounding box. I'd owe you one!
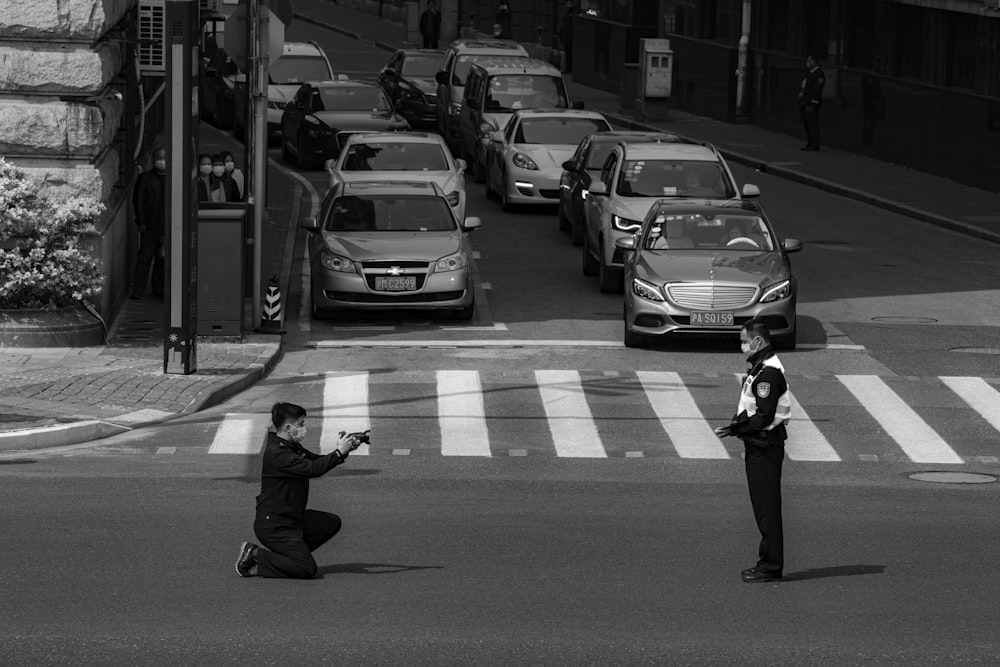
[728,348,789,447]
[133,169,166,233]
[255,431,347,524]
[559,6,577,45]
[198,174,240,202]
[419,9,441,39]
[496,7,512,39]
[798,66,825,109]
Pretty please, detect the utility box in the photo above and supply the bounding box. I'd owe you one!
[639,38,673,99]
[197,204,246,336]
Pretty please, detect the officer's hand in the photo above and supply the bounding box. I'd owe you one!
[714,426,732,439]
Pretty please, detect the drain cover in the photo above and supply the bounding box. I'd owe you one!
[908,472,997,484]
[872,316,938,324]
[949,347,1000,355]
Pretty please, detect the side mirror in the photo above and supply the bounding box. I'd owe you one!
[435,71,449,85]
[234,73,247,84]
[561,160,576,172]
[462,216,482,231]
[490,130,504,143]
[742,183,761,198]
[614,236,636,250]
[324,158,337,173]
[589,181,608,196]
[301,216,319,232]
[572,101,585,110]
[382,67,397,78]
[782,238,803,253]
[455,158,467,171]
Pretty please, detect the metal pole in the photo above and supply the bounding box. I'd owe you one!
[244,0,269,328]
[735,0,752,122]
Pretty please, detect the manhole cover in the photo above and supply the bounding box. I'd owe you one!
[871,316,938,324]
[949,347,1000,355]
[908,472,997,484]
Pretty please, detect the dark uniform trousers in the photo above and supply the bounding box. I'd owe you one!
[254,510,342,579]
[801,105,821,149]
[132,231,164,297]
[744,442,784,574]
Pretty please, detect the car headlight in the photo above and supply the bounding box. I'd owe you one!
[632,278,665,302]
[759,279,791,303]
[320,252,356,274]
[612,214,642,232]
[304,115,332,138]
[435,252,468,272]
[445,191,460,207]
[512,152,539,170]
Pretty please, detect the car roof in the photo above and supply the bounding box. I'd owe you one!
[339,181,445,196]
[513,108,608,120]
[619,142,720,161]
[649,199,764,216]
[469,57,559,74]
[282,41,325,57]
[448,39,529,54]
[399,48,445,57]
[310,79,378,89]
[589,131,688,144]
[345,131,446,144]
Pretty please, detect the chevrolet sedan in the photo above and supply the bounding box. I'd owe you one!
[302,181,481,320]
[484,108,612,211]
[618,200,802,349]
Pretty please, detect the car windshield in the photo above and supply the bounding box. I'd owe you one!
[316,87,391,112]
[342,142,450,171]
[616,160,736,198]
[515,117,608,145]
[269,56,332,84]
[642,213,774,251]
[325,195,457,232]
[485,75,567,112]
[402,54,443,77]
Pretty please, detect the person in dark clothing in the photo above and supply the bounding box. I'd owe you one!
[558,1,578,74]
[236,402,362,579]
[419,0,442,50]
[130,147,166,299]
[715,320,791,583]
[797,54,825,151]
[861,66,885,148]
[495,1,512,40]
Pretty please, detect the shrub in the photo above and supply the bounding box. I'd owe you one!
[0,158,104,309]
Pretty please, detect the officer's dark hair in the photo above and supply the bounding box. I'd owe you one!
[741,319,772,343]
[271,402,306,429]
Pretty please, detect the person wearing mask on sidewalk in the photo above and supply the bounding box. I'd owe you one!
[714,320,791,583]
[558,1,578,74]
[221,150,244,200]
[198,153,239,202]
[419,0,442,49]
[235,402,364,579]
[130,146,166,299]
[495,1,512,40]
[797,54,825,151]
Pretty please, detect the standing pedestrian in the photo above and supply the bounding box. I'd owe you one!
[797,54,825,151]
[235,402,364,579]
[495,1,512,40]
[860,60,885,149]
[714,320,791,583]
[419,0,442,50]
[198,153,239,202]
[221,150,244,200]
[558,1,578,74]
[130,146,166,299]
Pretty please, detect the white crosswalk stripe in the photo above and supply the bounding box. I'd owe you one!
[201,371,999,463]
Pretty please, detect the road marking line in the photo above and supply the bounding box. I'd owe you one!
[508,449,527,456]
[155,447,176,455]
[785,393,841,461]
[392,449,411,455]
[320,372,370,456]
[941,377,1000,433]
[838,375,963,464]
[437,370,491,456]
[637,371,729,459]
[208,413,270,454]
[309,339,623,348]
[625,451,644,458]
[536,370,606,458]
[859,454,879,462]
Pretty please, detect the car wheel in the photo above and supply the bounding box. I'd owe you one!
[571,214,584,246]
[773,327,797,350]
[582,232,598,276]
[472,153,486,184]
[451,298,475,320]
[281,137,293,164]
[624,321,647,348]
[598,242,623,293]
[500,170,516,213]
[484,157,497,200]
[310,294,332,321]
[558,204,571,232]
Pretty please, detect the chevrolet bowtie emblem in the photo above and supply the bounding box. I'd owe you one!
[387,266,402,276]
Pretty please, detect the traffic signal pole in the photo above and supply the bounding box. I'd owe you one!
[244,0,269,328]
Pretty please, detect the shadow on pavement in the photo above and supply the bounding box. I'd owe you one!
[316,562,444,577]
[782,564,886,582]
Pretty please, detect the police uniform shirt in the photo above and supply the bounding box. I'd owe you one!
[730,354,791,444]
[799,67,825,108]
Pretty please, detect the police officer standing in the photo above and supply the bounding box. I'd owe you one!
[715,320,791,583]
[798,55,825,151]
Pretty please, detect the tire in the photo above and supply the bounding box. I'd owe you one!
[571,216,584,246]
[472,151,486,184]
[451,298,475,320]
[558,204,571,232]
[581,233,598,276]
[311,295,332,321]
[598,242,623,293]
[774,327,797,350]
[281,138,294,164]
[500,170,516,213]
[484,156,497,200]
[624,321,647,348]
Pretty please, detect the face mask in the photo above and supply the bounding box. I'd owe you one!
[211,166,225,177]
[199,165,212,175]
[741,336,760,357]
[287,424,307,441]
[154,160,166,172]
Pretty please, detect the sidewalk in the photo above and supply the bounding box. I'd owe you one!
[0,125,294,453]
[295,0,1000,245]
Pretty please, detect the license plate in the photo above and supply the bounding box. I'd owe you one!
[690,311,734,326]
[375,276,416,291]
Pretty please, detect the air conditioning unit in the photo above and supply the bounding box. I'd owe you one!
[200,0,223,15]
[986,0,1000,9]
[138,0,166,74]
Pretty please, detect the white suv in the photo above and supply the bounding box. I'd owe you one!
[582,141,760,292]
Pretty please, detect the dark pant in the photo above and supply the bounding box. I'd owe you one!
[422,35,438,49]
[132,231,164,297]
[744,442,784,574]
[801,105,821,148]
[254,510,342,579]
[563,41,573,73]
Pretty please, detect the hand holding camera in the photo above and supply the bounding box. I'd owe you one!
[337,429,371,456]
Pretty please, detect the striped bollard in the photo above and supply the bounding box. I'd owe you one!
[254,275,286,334]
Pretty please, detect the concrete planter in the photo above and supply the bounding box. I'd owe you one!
[0,304,104,347]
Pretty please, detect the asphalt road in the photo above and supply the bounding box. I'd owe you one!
[2,18,998,666]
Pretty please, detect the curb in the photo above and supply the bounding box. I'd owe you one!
[294,13,396,53]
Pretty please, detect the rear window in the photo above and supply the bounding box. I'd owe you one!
[515,117,609,145]
[325,195,456,232]
[616,160,735,199]
[402,54,443,77]
[485,75,567,112]
[270,55,332,84]
[316,87,391,112]
[342,142,449,171]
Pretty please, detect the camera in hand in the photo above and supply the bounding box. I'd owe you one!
[341,429,371,445]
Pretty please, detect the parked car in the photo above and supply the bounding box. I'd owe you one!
[302,180,481,320]
[280,80,410,169]
[483,108,611,211]
[618,199,801,349]
[326,132,468,220]
[378,49,445,130]
[582,140,761,293]
[233,40,335,142]
[558,131,687,245]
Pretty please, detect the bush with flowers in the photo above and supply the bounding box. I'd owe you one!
[0,157,104,310]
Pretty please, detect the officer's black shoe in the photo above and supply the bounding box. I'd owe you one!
[742,567,782,583]
[235,541,259,577]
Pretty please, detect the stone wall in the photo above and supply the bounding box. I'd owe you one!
[0,0,137,319]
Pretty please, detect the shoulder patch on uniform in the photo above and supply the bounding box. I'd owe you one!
[756,382,771,398]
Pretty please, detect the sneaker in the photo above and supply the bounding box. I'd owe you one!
[235,541,258,577]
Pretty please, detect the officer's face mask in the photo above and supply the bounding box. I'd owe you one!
[211,165,226,177]
[199,164,212,176]
[740,336,761,358]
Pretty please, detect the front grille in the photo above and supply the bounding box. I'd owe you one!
[424,94,437,105]
[328,290,463,303]
[538,189,560,199]
[633,314,665,328]
[361,260,429,269]
[267,101,286,110]
[611,248,626,264]
[665,282,758,309]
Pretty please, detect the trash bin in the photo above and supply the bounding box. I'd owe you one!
[197,203,247,336]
